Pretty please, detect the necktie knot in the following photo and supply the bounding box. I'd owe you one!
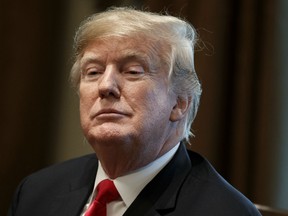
[96,179,120,204]
[85,179,120,216]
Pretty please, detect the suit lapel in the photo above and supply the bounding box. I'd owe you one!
[124,143,191,216]
[50,156,98,216]
[45,144,191,216]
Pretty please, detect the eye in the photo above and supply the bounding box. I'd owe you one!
[87,70,101,76]
[81,68,103,81]
[126,70,143,75]
[123,65,145,77]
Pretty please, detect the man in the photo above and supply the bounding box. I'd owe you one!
[8,7,261,216]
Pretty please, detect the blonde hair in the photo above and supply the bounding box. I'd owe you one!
[71,7,202,143]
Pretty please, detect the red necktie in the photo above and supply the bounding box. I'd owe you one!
[85,179,120,216]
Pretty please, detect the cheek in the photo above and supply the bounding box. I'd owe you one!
[79,95,88,114]
[79,90,95,120]
[127,86,156,111]
[79,101,89,130]
[79,85,97,107]
[135,89,171,119]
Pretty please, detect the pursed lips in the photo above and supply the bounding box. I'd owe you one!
[93,108,130,119]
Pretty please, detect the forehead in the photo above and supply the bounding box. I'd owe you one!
[83,37,153,57]
[80,36,162,67]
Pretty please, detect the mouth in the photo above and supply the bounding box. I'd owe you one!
[93,109,129,119]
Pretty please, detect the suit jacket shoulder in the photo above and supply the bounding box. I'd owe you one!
[180,150,261,215]
[124,143,261,216]
[8,154,98,216]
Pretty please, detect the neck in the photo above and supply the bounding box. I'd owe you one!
[92,137,181,179]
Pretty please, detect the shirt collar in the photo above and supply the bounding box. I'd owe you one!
[94,143,180,208]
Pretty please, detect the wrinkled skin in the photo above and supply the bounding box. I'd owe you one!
[79,37,188,178]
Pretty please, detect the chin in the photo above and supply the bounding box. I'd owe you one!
[86,126,134,144]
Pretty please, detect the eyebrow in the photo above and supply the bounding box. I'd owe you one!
[118,49,159,72]
[80,50,153,70]
[120,50,149,61]
[80,54,103,69]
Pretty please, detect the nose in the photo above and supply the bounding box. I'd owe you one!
[98,66,121,99]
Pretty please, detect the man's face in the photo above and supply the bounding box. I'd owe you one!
[79,36,180,171]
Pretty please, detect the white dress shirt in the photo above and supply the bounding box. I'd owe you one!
[81,143,180,216]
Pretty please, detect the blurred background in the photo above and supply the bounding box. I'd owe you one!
[1,0,287,214]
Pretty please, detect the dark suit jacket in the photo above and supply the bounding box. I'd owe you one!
[8,143,261,216]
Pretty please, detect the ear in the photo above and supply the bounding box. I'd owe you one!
[170,96,191,122]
